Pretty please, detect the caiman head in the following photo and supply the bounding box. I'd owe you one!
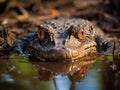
[29,19,97,61]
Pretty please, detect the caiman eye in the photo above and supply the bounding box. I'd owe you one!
[77,31,84,39]
[38,30,45,41]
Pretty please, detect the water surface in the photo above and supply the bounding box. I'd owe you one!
[0,55,120,90]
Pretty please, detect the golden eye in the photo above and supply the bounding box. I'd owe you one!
[78,31,84,39]
[38,30,45,41]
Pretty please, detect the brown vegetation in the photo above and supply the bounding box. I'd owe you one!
[0,0,120,53]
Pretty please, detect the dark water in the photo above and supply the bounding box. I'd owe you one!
[0,55,120,90]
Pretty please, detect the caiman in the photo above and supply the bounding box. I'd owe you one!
[13,18,112,61]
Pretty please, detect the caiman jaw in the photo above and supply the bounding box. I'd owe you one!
[29,40,97,61]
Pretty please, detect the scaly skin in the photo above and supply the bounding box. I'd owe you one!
[13,18,111,61]
[29,18,97,61]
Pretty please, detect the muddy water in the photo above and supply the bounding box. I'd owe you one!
[0,55,120,90]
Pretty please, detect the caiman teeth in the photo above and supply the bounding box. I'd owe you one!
[72,50,79,57]
[66,52,72,59]
[66,48,80,59]
[84,41,96,50]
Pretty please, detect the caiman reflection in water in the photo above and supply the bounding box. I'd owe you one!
[29,56,96,89]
